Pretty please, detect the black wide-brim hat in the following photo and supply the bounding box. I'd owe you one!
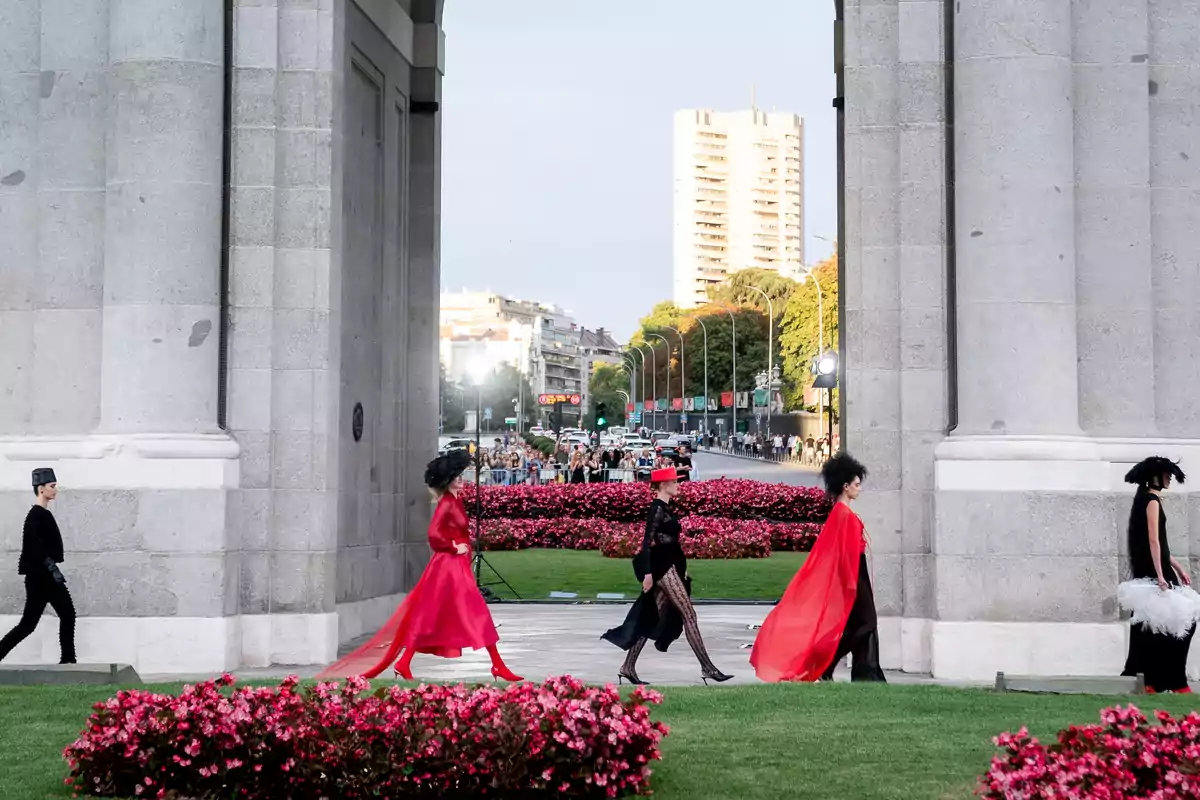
[425,450,472,490]
[32,467,57,487]
[1125,456,1186,486]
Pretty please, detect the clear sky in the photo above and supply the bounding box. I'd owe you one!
[440,0,836,341]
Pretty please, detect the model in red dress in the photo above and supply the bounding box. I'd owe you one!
[751,452,886,683]
[318,451,523,682]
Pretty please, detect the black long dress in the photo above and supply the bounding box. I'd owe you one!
[820,554,886,682]
[601,499,689,652]
[1121,487,1193,692]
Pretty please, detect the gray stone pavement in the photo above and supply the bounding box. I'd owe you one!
[693,451,822,487]
[153,605,961,687]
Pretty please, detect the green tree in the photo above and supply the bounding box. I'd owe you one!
[457,363,535,435]
[779,254,839,414]
[707,268,798,310]
[439,363,466,432]
[587,364,630,428]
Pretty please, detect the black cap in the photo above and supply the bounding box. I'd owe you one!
[32,467,57,488]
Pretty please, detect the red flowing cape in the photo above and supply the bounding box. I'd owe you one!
[317,494,499,680]
[750,502,863,682]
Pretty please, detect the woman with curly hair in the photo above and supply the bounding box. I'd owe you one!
[750,452,886,683]
[1119,456,1192,693]
[318,450,522,682]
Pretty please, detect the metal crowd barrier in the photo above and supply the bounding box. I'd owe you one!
[465,466,654,485]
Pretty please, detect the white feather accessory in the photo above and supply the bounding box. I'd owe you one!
[1118,579,1200,639]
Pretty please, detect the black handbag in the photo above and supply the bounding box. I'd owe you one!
[43,557,65,585]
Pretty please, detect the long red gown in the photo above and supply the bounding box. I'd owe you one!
[750,501,865,682]
[317,491,499,679]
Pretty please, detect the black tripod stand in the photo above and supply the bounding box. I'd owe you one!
[472,379,521,602]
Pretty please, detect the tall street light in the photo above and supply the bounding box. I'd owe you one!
[746,285,775,439]
[620,356,637,423]
[800,267,826,439]
[635,343,656,431]
[646,333,671,432]
[664,326,685,432]
[710,304,737,438]
[466,356,490,588]
[691,316,709,440]
[628,347,646,430]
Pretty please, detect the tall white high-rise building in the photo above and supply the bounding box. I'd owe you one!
[672,108,805,308]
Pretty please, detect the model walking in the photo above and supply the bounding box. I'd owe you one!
[602,466,733,685]
[318,451,522,682]
[751,452,886,683]
[0,468,76,665]
[1119,456,1193,693]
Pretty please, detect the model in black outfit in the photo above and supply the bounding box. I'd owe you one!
[0,468,76,664]
[1121,456,1191,693]
[602,466,733,685]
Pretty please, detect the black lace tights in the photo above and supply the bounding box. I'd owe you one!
[621,567,717,677]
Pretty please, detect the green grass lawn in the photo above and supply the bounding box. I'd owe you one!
[478,548,807,600]
[2,681,1197,800]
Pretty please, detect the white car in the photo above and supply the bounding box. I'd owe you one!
[529,426,547,439]
[622,436,652,451]
[439,438,472,454]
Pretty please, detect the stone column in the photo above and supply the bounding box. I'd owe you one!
[35,0,109,435]
[0,0,41,434]
[101,0,225,434]
[1074,0,1155,438]
[1149,0,1200,439]
[402,21,444,590]
[952,0,1080,438]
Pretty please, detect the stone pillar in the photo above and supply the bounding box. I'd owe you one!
[952,0,1080,438]
[1073,0,1155,439]
[0,0,41,433]
[1149,0,1200,439]
[101,0,225,433]
[402,18,444,588]
[35,0,109,435]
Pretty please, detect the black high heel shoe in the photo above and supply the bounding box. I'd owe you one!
[701,669,734,685]
[618,671,648,686]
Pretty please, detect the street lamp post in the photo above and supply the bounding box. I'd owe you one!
[692,316,709,443]
[647,333,671,432]
[746,286,775,439]
[710,304,737,439]
[621,355,637,414]
[801,268,826,439]
[637,343,657,431]
[629,346,647,431]
[664,326,685,432]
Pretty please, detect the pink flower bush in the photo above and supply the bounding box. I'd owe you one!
[979,704,1200,799]
[462,479,829,524]
[477,517,820,558]
[65,674,668,799]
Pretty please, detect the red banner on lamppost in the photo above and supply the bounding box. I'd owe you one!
[720,391,734,408]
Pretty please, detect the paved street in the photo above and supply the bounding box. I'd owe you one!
[693,450,822,487]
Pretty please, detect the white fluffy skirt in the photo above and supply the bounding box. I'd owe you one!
[1118,579,1200,639]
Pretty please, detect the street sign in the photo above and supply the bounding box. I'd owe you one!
[680,412,689,425]
[504,416,517,425]
[483,407,493,421]
[537,393,582,406]
[630,412,642,423]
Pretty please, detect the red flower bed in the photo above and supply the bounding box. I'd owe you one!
[980,704,1200,799]
[462,479,829,524]
[477,517,820,558]
[65,674,667,800]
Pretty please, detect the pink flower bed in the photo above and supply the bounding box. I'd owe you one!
[980,704,1200,799]
[65,674,667,800]
[462,479,829,523]
[478,517,820,558]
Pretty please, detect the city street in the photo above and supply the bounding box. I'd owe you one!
[693,450,822,487]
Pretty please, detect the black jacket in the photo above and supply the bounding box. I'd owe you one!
[17,505,64,576]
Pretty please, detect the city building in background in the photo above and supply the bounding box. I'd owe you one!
[439,291,621,428]
[672,107,805,308]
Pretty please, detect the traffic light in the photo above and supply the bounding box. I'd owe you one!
[596,402,607,431]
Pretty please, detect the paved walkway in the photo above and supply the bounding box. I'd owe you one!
[693,451,821,487]
[182,605,958,688]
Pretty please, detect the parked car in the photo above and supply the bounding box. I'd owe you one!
[439,438,472,454]
[622,436,653,451]
[528,425,547,439]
